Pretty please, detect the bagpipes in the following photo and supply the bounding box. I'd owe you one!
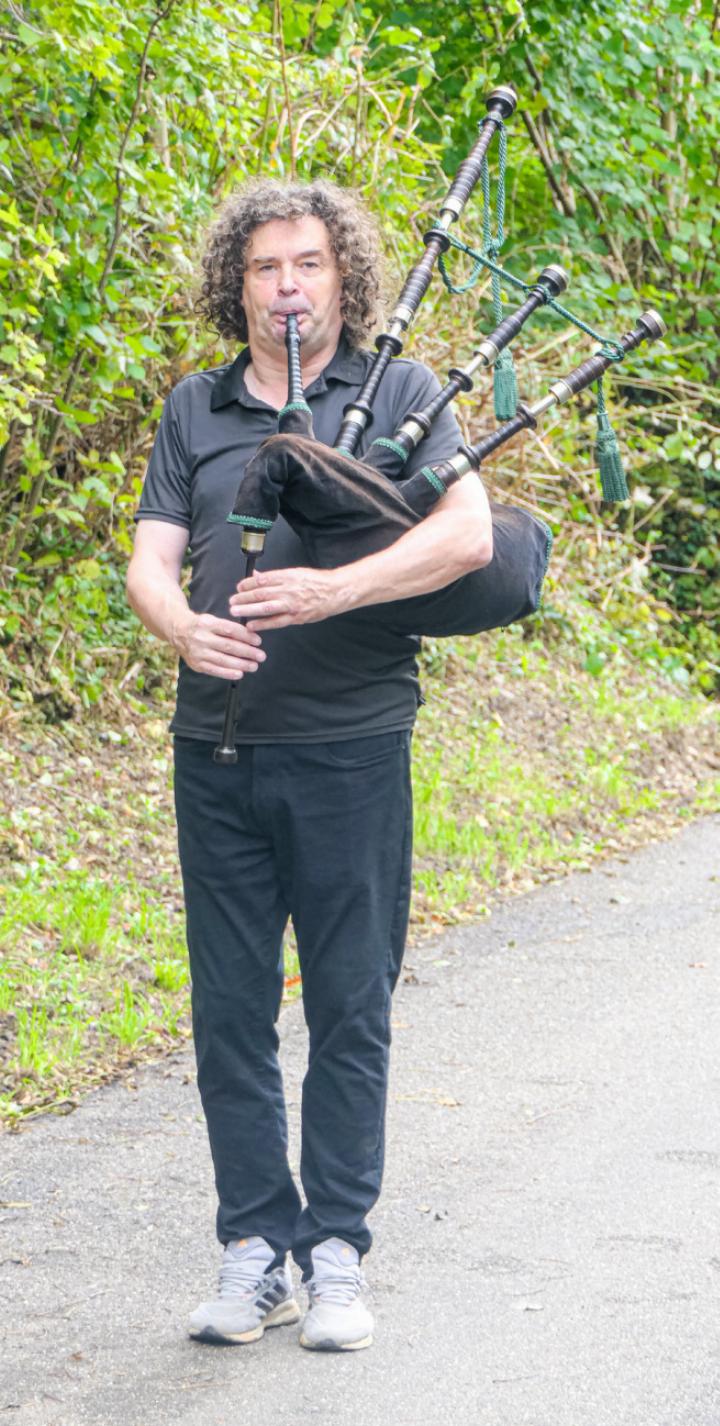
[214,87,666,763]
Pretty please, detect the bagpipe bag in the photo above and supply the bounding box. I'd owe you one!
[236,430,551,639]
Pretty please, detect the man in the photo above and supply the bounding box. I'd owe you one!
[127,179,492,1352]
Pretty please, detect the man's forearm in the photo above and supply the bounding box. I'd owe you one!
[334,488,492,611]
[128,544,267,680]
[126,563,191,651]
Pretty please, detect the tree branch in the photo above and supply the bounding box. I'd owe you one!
[274,0,297,180]
[520,109,575,217]
[571,176,633,284]
[0,419,18,489]
[7,0,178,566]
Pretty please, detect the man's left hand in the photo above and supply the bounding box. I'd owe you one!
[229,566,349,630]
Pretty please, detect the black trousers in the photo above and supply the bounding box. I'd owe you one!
[173,730,413,1277]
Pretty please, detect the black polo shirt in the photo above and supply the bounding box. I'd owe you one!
[136,336,463,743]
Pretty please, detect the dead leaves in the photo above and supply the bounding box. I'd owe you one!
[397,1089,461,1108]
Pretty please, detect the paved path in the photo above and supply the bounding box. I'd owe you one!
[2,817,719,1426]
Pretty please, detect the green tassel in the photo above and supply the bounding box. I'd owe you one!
[595,409,628,501]
[493,349,518,420]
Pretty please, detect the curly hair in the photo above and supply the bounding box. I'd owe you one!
[195,179,383,348]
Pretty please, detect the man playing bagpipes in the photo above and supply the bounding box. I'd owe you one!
[127,178,494,1352]
[127,80,664,1348]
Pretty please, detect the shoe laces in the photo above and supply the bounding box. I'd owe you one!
[218,1257,274,1301]
[307,1263,367,1307]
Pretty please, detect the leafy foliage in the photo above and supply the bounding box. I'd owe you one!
[0,0,718,709]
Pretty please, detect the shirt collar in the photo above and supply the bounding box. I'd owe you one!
[209,332,368,411]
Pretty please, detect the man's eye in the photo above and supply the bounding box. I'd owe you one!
[301,261,319,270]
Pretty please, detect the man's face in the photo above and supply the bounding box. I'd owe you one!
[241,215,344,362]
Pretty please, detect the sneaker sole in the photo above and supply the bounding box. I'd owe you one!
[299,1331,373,1352]
[190,1298,301,1345]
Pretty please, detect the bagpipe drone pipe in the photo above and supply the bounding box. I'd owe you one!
[214,88,667,763]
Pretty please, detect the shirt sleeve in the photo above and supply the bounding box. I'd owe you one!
[135,387,191,528]
[383,360,465,479]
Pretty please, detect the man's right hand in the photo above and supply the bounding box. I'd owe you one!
[172,613,266,681]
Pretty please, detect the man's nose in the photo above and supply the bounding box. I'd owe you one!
[277,263,299,294]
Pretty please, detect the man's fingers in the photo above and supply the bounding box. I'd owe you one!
[230,600,287,621]
[204,631,266,660]
[184,622,267,676]
[198,647,265,671]
[203,613,263,644]
[235,571,273,592]
[194,658,265,679]
[230,587,282,605]
[202,664,245,681]
[246,615,292,632]
[232,581,285,603]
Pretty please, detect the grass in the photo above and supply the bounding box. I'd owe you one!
[0,864,302,1125]
[0,600,718,1125]
[408,622,720,929]
[0,873,190,1123]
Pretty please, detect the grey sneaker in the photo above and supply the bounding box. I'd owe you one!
[299,1238,374,1351]
[189,1235,300,1344]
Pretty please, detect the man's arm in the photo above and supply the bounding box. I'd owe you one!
[228,473,492,631]
[127,521,266,680]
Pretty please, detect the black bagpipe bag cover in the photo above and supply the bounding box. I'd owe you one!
[238,431,552,638]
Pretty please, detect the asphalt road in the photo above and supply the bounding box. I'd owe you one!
[1,816,719,1426]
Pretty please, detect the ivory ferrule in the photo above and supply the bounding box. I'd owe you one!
[548,378,573,405]
[474,339,499,367]
[447,451,473,479]
[390,308,413,332]
[241,531,266,554]
[397,417,425,447]
[343,406,367,425]
[438,198,463,222]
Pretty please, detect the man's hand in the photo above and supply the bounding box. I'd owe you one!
[227,476,493,633]
[229,567,348,631]
[173,611,266,680]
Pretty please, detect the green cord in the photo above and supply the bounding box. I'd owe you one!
[480,126,517,419]
[594,379,629,502]
[439,231,626,360]
[433,124,631,501]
